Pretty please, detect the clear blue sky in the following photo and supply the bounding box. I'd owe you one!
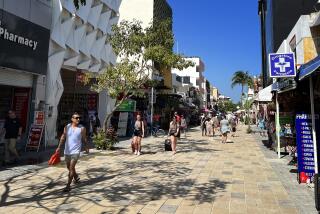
[167,0,261,102]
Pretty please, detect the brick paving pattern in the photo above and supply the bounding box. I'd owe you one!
[0,125,317,213]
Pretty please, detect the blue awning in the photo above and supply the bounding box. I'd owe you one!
[299,55,320,80]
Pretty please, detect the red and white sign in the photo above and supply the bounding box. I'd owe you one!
[34,111,45,125]
[12,88,30,131]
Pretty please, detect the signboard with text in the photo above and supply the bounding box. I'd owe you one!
[117,100,136,112]
[25,124,44,152]
[0,9,50,75]
[34,111,45,125]
[295,113,320,182]
[269,53,296,78]
[12,88,30,131]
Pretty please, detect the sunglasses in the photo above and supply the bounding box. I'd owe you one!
[73,117,81,120]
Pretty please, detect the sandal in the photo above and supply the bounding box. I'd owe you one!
[73,176,80,184]
[63,186,71,192]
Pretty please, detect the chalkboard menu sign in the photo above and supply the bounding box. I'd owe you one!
[296,113,320,181]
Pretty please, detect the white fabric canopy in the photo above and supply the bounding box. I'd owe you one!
[254,85,272,102]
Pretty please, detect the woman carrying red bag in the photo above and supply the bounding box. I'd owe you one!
[56,112,89,192]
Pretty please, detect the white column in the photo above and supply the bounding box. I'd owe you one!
[310,77,318,174]
[276,92,281,159]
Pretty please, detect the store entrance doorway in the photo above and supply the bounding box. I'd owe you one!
[57,69,98,137]
[0,85,31,132]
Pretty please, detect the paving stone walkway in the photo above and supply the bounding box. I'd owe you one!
[0,125,317,213]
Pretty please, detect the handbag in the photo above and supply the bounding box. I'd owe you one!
[48,150,61,165]
[164,139,172,151]
[131,140,135,153]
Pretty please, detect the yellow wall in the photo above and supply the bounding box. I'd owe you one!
[304,37,317,63]
[212,88,218,101]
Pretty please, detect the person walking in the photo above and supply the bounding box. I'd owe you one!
[230,116,237,137]
[205,118,213,137]
[220,115,230,144]
[180,115,187,138]
[56,112,89,192]
[2,110,22,164]
[201,115,207,136]
[257,117,266,137]
[212,115,219,137]
[168,116,179,155]
[93,112,101,134]
[133,114,144,156]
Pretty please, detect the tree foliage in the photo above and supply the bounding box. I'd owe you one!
[217,100,237,113]
[85,19,194,130]
[231,70,253,105]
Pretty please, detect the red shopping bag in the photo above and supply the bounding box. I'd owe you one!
[48,151,61,165]
[299,172,309,183]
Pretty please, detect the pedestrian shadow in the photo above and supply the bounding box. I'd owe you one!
[1,158,230,213]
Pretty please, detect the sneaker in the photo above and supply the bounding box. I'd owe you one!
[137,151,141,156]
[134,150,137,155]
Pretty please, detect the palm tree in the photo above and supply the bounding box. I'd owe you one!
[231,71,253,105]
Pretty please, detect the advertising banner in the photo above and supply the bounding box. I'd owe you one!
[34,111,45,125]
[296,113,320,181]
[25,124,44,152]
[12,88,30,131]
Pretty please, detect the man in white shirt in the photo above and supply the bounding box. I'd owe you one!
[56,112,88,192]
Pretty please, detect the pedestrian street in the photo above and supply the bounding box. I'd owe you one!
[0,126,312,214]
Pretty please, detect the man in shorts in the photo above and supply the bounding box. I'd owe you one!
[56,112,88,192]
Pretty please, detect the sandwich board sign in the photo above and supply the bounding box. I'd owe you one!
[269,53,296,78]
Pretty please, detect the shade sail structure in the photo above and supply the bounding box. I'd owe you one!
[299,55,320,81]
[254,85,272,102]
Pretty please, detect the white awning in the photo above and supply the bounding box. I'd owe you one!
[254,85,272,102]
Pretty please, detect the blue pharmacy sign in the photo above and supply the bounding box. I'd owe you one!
[295,114,319,181]
[269,53,296,78]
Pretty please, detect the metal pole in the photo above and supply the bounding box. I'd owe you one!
[276,92,281,158]
[310,77,318,174]
[259,0,267,88]
[151,87,154,136]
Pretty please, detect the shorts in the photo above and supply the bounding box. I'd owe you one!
[169,131,177,136]
[64,153,80,162]
[133,130,142,137]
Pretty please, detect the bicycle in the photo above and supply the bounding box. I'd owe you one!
[151,125,166,137]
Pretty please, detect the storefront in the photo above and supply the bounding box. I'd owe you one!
[270,62,320,186]
[297,55,320,185]
[0,8,50,134]
[271,79,299,159]
[57,69,99,136]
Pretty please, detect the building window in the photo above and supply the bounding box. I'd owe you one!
[196,78,200,86]
[176,75,182,83]
[182,76,190,84]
